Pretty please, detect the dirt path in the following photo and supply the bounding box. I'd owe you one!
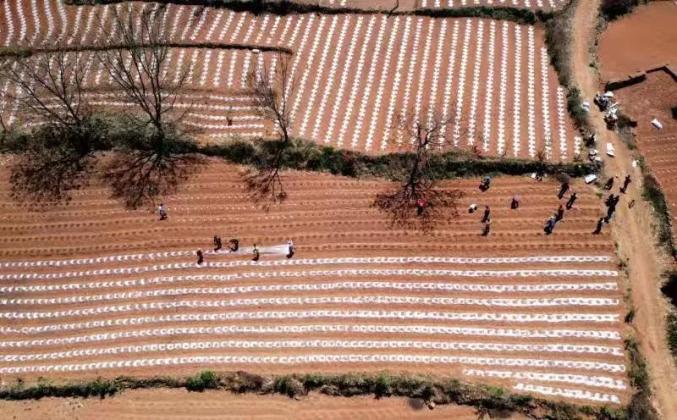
[571,0,677,417]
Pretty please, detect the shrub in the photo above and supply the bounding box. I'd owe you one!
[642,174,674,255]
[373,373,392,397]
[273,376,305,398]
[601,0,648,20]
[667,311,677,357]
[185,371,219,392]
[625,338,650,392]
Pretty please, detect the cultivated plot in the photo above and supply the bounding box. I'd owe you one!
[0,2,577,161]
[0,160,626,405]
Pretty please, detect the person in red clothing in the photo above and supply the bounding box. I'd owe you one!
[415,198,428,216]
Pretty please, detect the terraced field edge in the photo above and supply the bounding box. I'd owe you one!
[0,370,629,419]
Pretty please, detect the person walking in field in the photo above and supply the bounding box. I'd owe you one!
[482,205,491,223]
[479,176,491,191]
[416,198,428,216]
[605,193,616,207]
[566,192,577,210]
[286,240,295,259]
[558,182,569,199]
[158,203,168,220]
[620,174,631,193]
[252,244,260,261]
[213,235,223,252]
[511,194,521,209]
[555,204,565,222]
[593,217,605,234]
[544,215,556,235]
[196,249,204,265]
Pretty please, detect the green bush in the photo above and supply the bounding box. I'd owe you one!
[185,370,219,392]
[601,0,648,20]
[65,0,541,24]
[199,138,595,181]
[625,338,650,392]
[667,311,677,357]
[642,174,674,256]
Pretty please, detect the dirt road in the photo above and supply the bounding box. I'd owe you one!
[571,0,677,417]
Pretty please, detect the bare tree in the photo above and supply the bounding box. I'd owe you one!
[1,49,91,130]
[97,3,188,140]
[243,52,295,206]
[0,49,102,204]
[247,52,294,145]
[374,108,465,231]
[96,4,203,208]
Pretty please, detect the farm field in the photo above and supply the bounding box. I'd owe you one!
[0,389,493,420]
[0,1,577,161]
[288,0,570,12]
[612,70,677,241]
[0,158,628,405]
[598,1,677,82]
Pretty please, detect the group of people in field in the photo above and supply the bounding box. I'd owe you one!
[470,173,632,236]
[156,203,294,265]
[154,169,633,263]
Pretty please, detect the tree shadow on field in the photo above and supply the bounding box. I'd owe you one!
[10,143,94,206]
[8,126,98,206]
[102,149,205,209]
[242,140,287,211]
[407,398,426,410]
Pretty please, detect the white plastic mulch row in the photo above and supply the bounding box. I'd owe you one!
[0,324,622,347]
[0,353,625,375]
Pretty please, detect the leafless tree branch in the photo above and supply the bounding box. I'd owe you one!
[374,106,466,232]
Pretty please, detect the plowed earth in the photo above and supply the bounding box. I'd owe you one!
[0,158,628,406]
[0,389,496,420]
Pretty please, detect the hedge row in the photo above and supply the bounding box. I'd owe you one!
[0,371,627,419]
[600,0,649,21]
[198,138,596,180]
[640,169,675,257]
[65,0,543,25]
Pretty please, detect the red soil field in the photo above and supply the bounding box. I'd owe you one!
[0,2,577,161]
[0,158,627,406]
[0,390,495,420]
[598,1,677,82]
[613,69,677,238]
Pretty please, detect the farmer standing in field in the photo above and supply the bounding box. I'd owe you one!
[252,244,260,261]
[287,240,295,258]
[158,203,168,220]
[511,194,521,209]
[213,235,223,252]
[482,205,491,223]
[555,204,565,222]
[544,215,556,235]
[196,250,204,265]
[558,181,569,199]
[593,217,605,234]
